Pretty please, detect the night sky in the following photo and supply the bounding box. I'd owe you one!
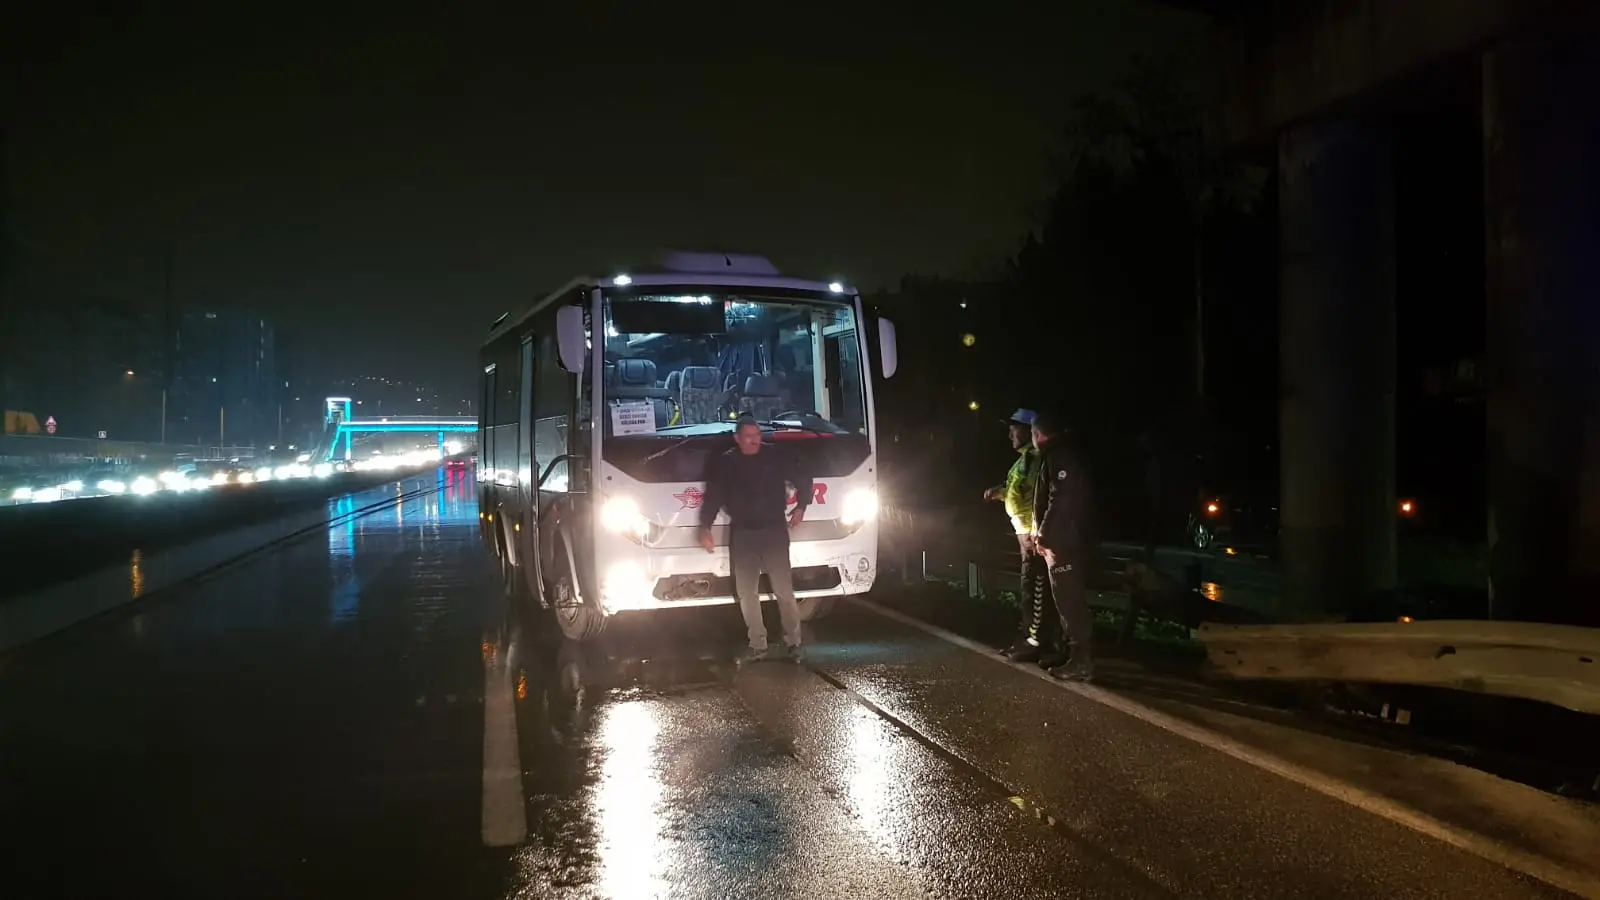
[4,2,1200,390]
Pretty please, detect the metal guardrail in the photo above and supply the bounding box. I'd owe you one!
[1199,620,1600,715]
[886,507,1600,713]
[879,507,1179,620]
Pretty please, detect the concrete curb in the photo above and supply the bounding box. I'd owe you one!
[0,474,441,652]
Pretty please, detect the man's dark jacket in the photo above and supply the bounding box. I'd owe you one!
[1031,435,1096,560]
[698,445,811,532]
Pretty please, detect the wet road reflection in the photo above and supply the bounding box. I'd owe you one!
[0,466,1574,899]
[592,703,669,897]
[846,704,900,839]
[1,471,505,899]
[504,601,1570,900]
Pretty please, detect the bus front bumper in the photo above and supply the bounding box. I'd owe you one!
[597,543,877,614]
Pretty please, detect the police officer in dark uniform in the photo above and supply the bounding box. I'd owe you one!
[1028,412,1096,681]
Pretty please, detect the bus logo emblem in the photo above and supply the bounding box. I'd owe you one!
[674,487,705,509]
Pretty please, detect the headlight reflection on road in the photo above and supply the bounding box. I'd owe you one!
[847,705,903,848]
[594,702,669,898]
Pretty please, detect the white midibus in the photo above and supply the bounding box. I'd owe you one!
[478,252,901,640]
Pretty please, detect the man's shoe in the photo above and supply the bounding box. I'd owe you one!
[1038,650,1071,669]
[786,644,807,665]
[1048,661,1095,683]
[1002,643,1041,663]
[737,647,772,667]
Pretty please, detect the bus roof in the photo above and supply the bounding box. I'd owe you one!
[483,252,855,346]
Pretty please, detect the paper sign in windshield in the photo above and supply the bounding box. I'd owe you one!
[611,400,657,436]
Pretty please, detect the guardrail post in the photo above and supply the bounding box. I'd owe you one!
[921,549,929,583]
[967,562,981,599]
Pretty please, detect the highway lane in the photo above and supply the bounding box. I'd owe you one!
[0,469,429,599]
[0,472,1573,899]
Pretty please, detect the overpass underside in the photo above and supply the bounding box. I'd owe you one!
[1176,0,1600,625]
[325,418,477,462]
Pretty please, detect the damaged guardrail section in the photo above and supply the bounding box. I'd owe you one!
[1199,620,1600,714]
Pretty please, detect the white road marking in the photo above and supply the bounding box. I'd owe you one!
[849,597,1600,900]
[480,641,528,848]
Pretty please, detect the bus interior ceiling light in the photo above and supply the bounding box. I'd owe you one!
[829,281,845,294]
[614,274,633,286]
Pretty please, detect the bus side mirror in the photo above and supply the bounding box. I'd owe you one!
[878,317,899,379]
[556,306,587,373]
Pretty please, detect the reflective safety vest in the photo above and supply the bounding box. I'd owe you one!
[1003,445,1039,535]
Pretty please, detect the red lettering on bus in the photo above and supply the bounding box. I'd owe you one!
[786,483,829,505]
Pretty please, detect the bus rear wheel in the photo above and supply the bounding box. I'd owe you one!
[797,596,836,622]
[548,544,606,642]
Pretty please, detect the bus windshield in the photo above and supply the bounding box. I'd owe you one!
[600,292,867,439]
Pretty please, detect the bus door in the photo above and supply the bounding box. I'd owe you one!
[519,335,534,508]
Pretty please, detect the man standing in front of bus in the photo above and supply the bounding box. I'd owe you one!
[699,415,811,666]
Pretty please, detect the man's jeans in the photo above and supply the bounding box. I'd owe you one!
[730,525,802,651]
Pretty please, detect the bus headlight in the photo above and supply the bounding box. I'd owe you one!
[600,496,652,540]
[841,488,878,526]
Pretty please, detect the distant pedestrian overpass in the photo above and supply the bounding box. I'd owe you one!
[326,415,477,461]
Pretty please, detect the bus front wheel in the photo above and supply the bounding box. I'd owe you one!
[548,540,606,642]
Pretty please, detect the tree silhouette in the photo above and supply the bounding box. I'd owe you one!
[1049,54,1267,405]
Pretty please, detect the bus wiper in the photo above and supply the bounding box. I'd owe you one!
[645,432,722,463]
[758,420,834,434]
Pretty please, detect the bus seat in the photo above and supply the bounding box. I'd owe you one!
[718,372,743,420]
[662,370,684,425]
[614,358,673,427]
[680,366,722,424]
[739,374,785,422]
[614,358,658,394]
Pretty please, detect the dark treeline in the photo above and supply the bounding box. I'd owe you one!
[872,57,1277,540]
[871,54,1486,549]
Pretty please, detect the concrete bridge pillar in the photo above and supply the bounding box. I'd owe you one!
[1483,22,1600,626]
[1278,120,1398,620]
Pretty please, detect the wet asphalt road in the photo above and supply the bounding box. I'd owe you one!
[0,470,1570,899]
